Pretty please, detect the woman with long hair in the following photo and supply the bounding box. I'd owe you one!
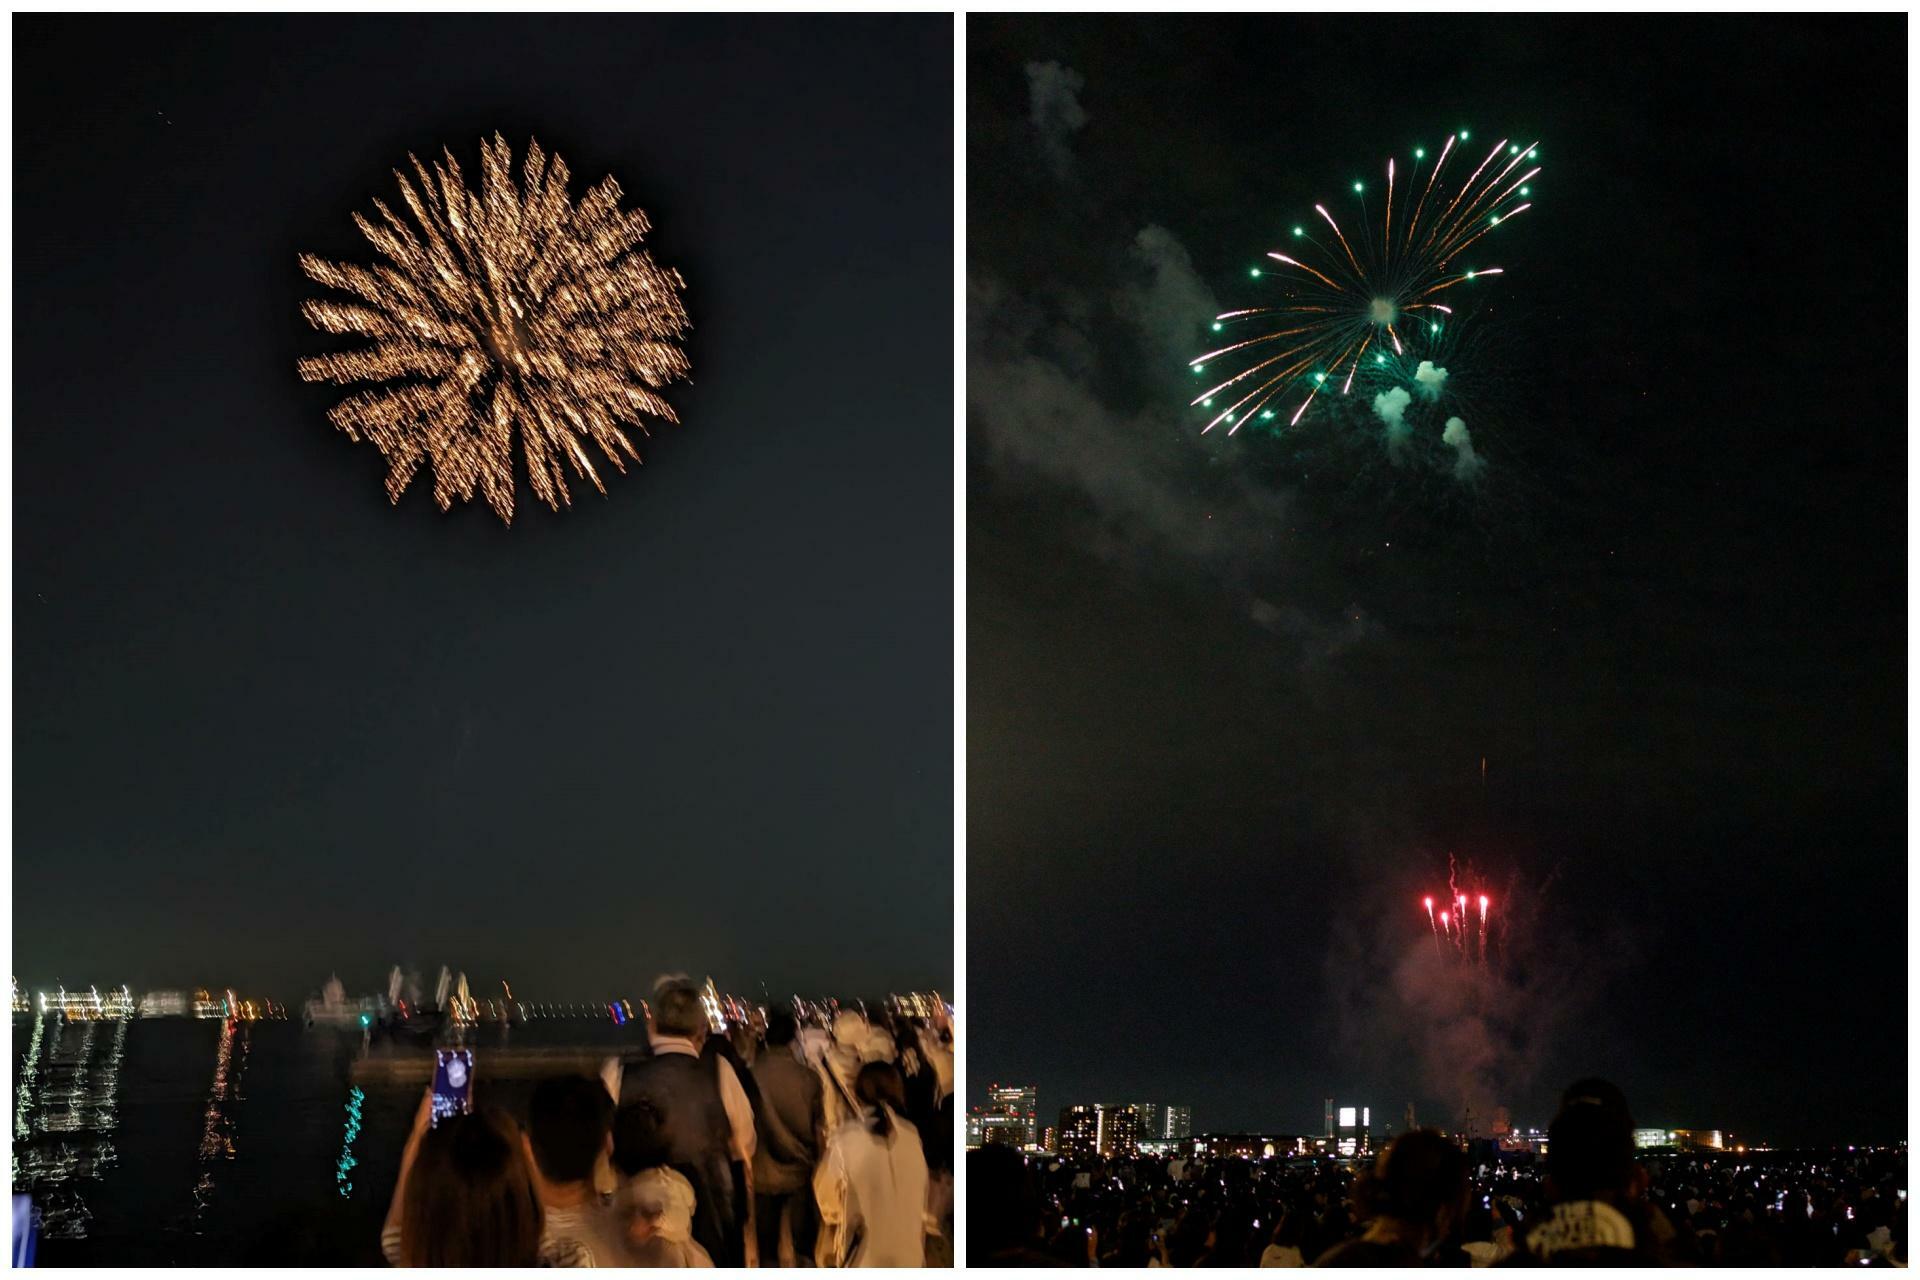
[379,1092,544,1267]
[812,1061,930,1266]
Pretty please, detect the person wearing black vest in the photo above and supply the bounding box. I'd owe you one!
[620,981,756,1267]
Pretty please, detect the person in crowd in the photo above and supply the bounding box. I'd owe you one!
[611,1098,716,1267]
[379,1091,543,1267]
[525,1074,632,1266]
[813,1060,931,1266]
[1504,1077,1681,1266]
[1312,1129,1468,1266]
[967,1142,1062,1266]
[621,978,758,1267]
[751,1007,826,1266]
[1099,1209,1158,1267]
[1259,1210,1308,1267]
[701,1019,765,1262]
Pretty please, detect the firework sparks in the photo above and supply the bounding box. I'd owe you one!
[1422,881,1496,968]
[1192,131,1538,435]
[298,134,691,523]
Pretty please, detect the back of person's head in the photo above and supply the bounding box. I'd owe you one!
[611,1098,673,1178]
[764,1006,798,1046]
[1546,1078,1638,1202]
[401,1108,543,1267]
[1353,1129,1469,1234]
[651,981,708,1040]
[967,1143,1048,1258]
[854,1059,906,1138]
[526,1074,614,1186]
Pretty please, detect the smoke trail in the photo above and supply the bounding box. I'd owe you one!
[1413,360,1449,401]
[1025,61,1089,180]
[1443,416,1484,481]
[1372,385,1414,461]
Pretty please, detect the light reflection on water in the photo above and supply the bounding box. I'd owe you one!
[11,1014,129,1239]
[190,1017,247,1226]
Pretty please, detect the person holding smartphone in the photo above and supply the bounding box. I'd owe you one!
[379,1085,544,1267]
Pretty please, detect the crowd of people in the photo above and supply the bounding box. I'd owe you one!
[380,978,954,1267]
[971,1078,1906,1267]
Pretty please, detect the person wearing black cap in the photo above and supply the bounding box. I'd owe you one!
[1505,1077,1687,1266]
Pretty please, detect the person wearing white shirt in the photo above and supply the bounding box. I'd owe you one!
[813,1061,930,1267]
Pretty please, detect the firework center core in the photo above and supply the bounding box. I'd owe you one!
[481,313,535,371]
[1369,297,1397,326]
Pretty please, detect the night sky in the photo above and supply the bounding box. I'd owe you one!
[968,15,1904,1146]
[15,15,953,1002]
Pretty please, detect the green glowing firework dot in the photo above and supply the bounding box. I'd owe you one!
[1192,124,1540,435]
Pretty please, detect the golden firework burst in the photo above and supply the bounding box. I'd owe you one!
[298,134,690,523]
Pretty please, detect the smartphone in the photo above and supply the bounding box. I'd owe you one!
[12,1196,36,1268]
[431,1049,474,1126]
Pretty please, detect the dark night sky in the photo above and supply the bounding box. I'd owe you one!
[15,15,952,1002]
[968,15,1905,1145]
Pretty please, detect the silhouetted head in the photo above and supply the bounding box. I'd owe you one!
[526,1074,614,1187]
[1547,1077,1642,1202]
[1353,1129,1469,1240]
[400,1107,542,1267]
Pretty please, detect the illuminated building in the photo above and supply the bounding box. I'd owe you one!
[965,1113,985,1149]
[1057,1103,1140,1159]
[11,977,27,1014]
[1634,1128,1728,1152]
[887,991,947,1019]
[1191,1133,1305,1160]
[1041,1125,1056,1153]
[1333,1104,1373,1156]
[1128,1102,1193,1142]
[35,984,134,1020]
[1057,1106,1101,1159]
[982,1084,1038,1149]
[140,991,191,1018]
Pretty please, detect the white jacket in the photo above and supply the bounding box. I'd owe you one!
[812,1108,929,1267]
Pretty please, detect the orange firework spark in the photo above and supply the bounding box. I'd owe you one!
[298,134,691,523]
[1191,131,1538,435]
